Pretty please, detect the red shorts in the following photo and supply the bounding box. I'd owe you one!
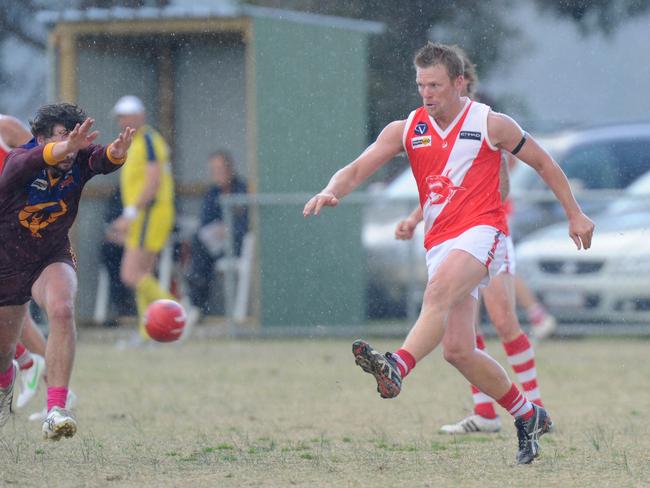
[0,246,77,306]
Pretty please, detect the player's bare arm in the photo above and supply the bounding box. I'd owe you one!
[303,120,405,216]
[395,205,423,240]
[137,163,163,209]
[488,111,595,250]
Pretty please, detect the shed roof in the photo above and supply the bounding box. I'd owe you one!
[37,4,385,34]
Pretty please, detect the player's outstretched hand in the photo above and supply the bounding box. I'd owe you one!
[569,212,595,250]
[303,191,339,217]
[66,118,99,152]
[108,126,136,160]
[395,218,417,240]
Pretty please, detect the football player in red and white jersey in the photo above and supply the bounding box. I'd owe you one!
[303,42,594,464]
[394,48,548,435]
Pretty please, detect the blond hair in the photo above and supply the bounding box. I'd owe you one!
[413,42,464,80]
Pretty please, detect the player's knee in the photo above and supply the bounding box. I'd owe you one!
[422,282,452,311]
[443,344,472,367]
[47,299,75,325]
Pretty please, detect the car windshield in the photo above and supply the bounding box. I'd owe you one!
[625,170,650,195]
[511,133,650,194]
[509,136,564,195]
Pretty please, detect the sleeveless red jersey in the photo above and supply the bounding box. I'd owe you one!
[402,100,507,249]
[0,135,10,173]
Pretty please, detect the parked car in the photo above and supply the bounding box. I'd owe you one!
[363,168,425,318]
[516,210,650,324]
[509,122,650,241]
[363,122,650,318]
[516,170,650,323]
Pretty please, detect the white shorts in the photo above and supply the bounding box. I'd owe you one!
[425,225,507,299]
[497,235,516,275]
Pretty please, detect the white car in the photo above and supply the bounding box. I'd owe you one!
[516,174,650,323]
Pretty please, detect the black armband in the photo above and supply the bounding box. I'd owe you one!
[511,132,527,155]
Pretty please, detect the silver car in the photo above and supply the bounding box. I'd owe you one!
[516,172,650,323]
[509,122,650,241]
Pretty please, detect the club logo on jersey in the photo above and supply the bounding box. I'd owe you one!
[19,200,68,238]
[31,179,48,191]
[414,122,428,135]
[459,131,481,141]
[425,170,465,205]
[411,136,432,149]
[19,167,78,238]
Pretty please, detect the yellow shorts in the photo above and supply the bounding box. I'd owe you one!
[126,203,174,253]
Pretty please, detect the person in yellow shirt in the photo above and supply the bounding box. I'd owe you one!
[109,96,175,341]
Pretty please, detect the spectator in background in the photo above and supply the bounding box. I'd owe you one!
[101,186,136,326]
[110,95,175,344]
[185,150,248,320]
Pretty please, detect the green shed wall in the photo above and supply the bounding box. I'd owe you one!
[252,16,369,326]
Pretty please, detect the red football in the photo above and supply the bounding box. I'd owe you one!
[145,299,186,342]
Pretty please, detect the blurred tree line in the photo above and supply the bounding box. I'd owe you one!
[245,0,650,137]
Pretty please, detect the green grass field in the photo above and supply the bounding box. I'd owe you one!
[1,335,649,487]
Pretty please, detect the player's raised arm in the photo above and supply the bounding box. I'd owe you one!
[49,118,99,161]
[87,126,137,175]
[488,112,594,250]
[108,126,136,160]
[303,120,405,217]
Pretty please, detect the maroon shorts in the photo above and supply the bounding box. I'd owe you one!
[0,246,77,306]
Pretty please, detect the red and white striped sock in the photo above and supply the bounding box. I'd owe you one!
[14,342,34,371]
[391,348,416,378]
[47,386,69,412]
[497,383,534,420]
[527,303,548,327]
[470,334,498,419]
[503,333,542,406]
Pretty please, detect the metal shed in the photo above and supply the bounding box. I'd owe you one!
[41,5,383,329]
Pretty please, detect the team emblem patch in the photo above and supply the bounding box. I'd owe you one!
[411,136,432,149]
[459,131,481,141]
[31,179,48,191]
[414,122,428,135]
[425,171,465,205]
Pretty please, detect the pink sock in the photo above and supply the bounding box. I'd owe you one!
[392,348,416,378]
[0,363,15,389]
[47,386,68,412]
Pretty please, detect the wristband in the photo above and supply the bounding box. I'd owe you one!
[122,205,138,220]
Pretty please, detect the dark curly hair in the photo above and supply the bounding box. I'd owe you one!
[30,103,87,138]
